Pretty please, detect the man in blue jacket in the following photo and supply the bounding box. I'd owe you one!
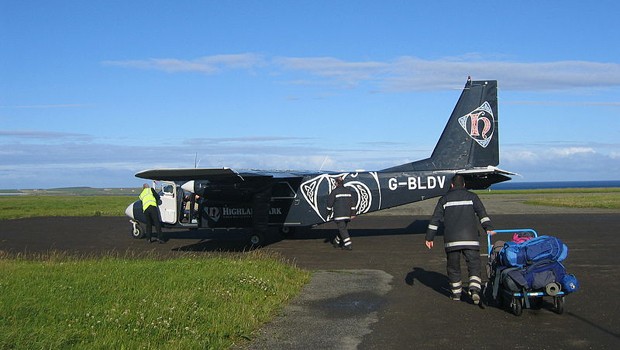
[425,175,495,304]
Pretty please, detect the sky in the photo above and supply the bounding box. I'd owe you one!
[1,0,619,189]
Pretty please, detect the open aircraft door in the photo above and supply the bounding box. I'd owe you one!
[157,181,179,224]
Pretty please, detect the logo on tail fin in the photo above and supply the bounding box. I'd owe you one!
[458,101,495,148]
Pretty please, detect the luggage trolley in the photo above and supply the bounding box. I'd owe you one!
[483,229,566,316]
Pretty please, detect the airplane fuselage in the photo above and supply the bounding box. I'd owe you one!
[126,170,456,233]
[198,170,455,228]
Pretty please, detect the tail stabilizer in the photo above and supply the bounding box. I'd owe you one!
[384,78,499,172]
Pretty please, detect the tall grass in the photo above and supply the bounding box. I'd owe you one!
[0,251,311,349]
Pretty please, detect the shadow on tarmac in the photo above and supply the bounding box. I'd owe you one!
[405,267,450,297]
[166,218,433,253]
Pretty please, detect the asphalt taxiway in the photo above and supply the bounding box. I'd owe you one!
[1,199,619,349]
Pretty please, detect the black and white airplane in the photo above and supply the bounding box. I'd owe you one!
[125,78,513,245]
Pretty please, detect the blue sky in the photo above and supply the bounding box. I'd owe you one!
[1,0,619,189]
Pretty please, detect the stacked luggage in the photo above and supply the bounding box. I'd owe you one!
[483,229,579,316]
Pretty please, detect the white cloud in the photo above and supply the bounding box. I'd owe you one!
[103,53,620,92]
[0,130,92,141]
[102,53,265,74]
[500,143,620,181]
[503,145,603,163]
[550,147,596,157]
[278,56,620,92]
[3,134,618,188]
[275,56,387,87]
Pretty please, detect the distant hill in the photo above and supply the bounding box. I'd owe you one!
[0,187,141,196]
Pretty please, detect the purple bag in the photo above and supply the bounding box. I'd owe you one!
[512,231,535,244]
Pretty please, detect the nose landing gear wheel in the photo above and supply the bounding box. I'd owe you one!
[130,222,144,239]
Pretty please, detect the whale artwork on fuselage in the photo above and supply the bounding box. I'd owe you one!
[125,78,513,245]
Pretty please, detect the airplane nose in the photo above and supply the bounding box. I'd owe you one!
[125,202,136,219]
[181,180,195,193]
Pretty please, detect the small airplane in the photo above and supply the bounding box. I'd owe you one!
[125,77,514,245]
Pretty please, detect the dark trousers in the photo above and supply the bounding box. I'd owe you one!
[144,206,163,240]
[335,220,352,247]
[446,249,482,294]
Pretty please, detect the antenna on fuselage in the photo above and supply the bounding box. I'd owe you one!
[319,156,329,171]
[194,153,201,168]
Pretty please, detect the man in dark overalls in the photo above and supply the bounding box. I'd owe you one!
[327,177,357,250]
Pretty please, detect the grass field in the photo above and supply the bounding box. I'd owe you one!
[0,191,313,349]
[0,251,311,349]
[2,188,619,221]
[0,196,131,220]
[478,187,620,210]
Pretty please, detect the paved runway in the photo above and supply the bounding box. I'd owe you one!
[1,202,619,349]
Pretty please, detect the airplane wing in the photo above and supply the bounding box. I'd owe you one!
[458,166,517,190]
[135,168,247,182]
[135,167,318,201]
[135,168,316,182]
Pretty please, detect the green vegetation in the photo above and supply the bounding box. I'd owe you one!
[0,187,140,196]
[478,188,620,209]
[0,251,311,349]
[481,187,620,195]
[0,196,132,220]
[523,193,620,209]
[2,187,619,220]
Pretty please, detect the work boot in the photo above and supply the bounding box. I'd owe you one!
[470,291,480,305]
[451,293,461,301]
[331,239,341,249]
[342,245,352,251]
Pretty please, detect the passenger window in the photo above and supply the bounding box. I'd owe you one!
[162,184,175,197]
[272,182,296,199]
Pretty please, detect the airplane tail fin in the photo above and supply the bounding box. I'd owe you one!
[384,78,499,172]
[382,78,513,188]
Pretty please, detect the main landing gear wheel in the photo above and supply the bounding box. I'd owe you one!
[280,226,295,238]
[248,232,265,247]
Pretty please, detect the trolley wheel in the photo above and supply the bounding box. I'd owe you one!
[481,283,496,307]
[511,297,523,316]
[131,223,144,239]
[554,296,565,314]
